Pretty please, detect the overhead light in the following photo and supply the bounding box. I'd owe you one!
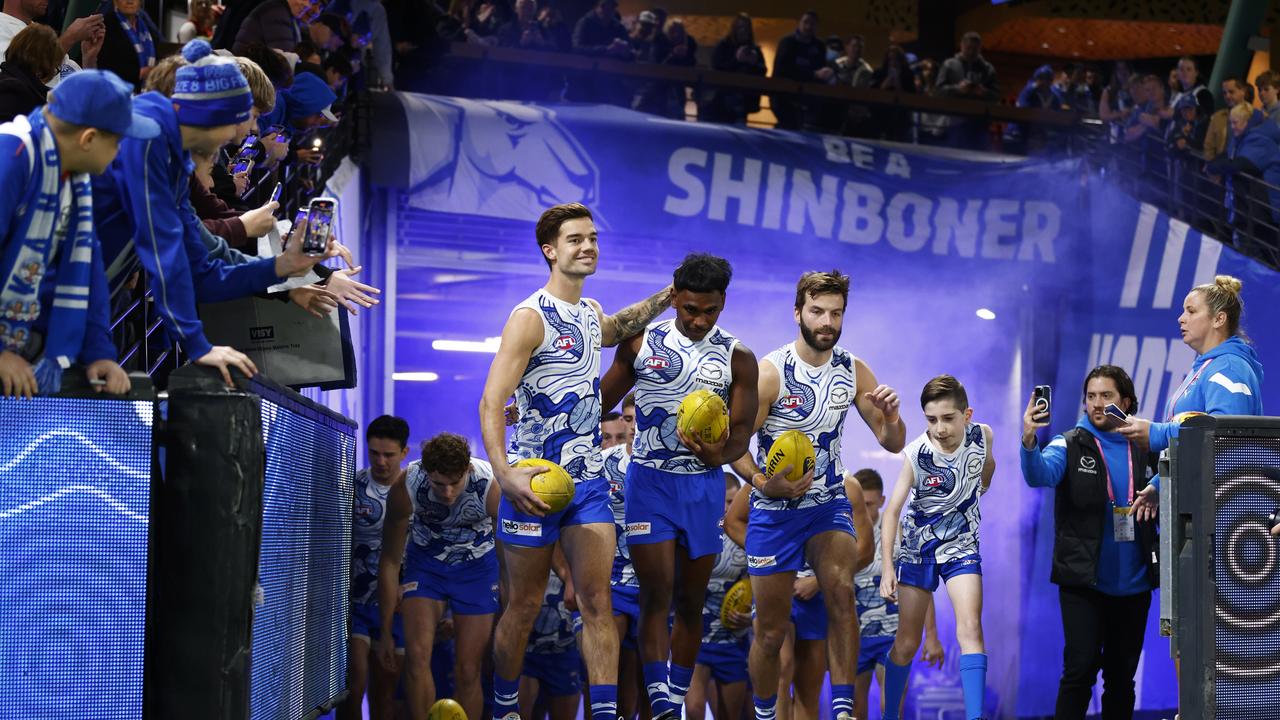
[432,337,501,353]
[392,371,439,382]
[976,308,996,321]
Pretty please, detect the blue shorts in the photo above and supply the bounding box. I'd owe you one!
[857,634,895,675]
[697,639,749,684]
[402,550,500,615]
[350,601,405,649]
[523,649,585,696]
[612,583,641,649]
[791,591,827,641]
[896,554,982,592]
[624,463,724,559]
[498,477,613,547]
[745,498,856,576]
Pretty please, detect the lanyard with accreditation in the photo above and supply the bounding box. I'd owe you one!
[1090,435,1136,542]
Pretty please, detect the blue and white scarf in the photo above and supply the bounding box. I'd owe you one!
[0,111,97,392]
[117,10,157,72]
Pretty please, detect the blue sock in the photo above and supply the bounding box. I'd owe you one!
[883,656,912,720]
[668,663,694,710]
[831,683,854,719]
[492,672,520,720]
[590,683,619,720]
[959,653,988,720]
[643,660,672,716]
[752,694,778,720]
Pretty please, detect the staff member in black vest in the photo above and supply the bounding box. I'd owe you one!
[1020,365,1158,720]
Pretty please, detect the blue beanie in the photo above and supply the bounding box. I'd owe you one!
[172,39,253,128]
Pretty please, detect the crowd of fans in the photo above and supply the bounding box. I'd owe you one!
[0,0,383,397]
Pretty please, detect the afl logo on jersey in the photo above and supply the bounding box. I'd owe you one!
[644,356,669,370]
[924,475,944,488]
[781,395,804,410]
[554,335,576,351]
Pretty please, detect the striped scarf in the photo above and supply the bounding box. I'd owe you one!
[0,111,97,392]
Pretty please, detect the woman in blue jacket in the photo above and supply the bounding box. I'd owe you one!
[1125,274,1264,519]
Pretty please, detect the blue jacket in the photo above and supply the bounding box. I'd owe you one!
[1148,336,1264,490]
[1226,109,1280,221]
[93,92,279,360]
[1022,416,1152,596]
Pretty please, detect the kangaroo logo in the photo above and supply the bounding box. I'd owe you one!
[403,95,601,223]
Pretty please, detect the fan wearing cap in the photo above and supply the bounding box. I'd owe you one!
[0,70,155,398]
[91,39,333,386]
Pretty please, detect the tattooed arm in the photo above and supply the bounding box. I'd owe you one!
[587,285,673,347]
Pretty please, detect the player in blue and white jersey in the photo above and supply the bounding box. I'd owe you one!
[600,254,758,720]
[341,415,410,720]
[601,416,648,720]
[686,475,752,720]
[378,432,500,720]
[850,469,942,720]
[880,376,995,720]
[479,203,672,720]
[728,270,905,720]
[521,569,585,720]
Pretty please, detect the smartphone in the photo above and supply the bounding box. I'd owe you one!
[302,197,335,256]
[1104,403,1128,423]
[270,182,283,204]
[266,124,290,143]
[1032,385,1051,417]
[283,208,308,251]
[230,133,259,174]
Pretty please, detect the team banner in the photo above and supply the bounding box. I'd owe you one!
[376,93,1279,718]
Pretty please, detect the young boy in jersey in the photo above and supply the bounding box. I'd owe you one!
[880,376,995,720]
[342,415,410,720]
[378,432,501,720]
[685,474,751,720]
[479,203,672,720]
[600,253,759,720]
[521,569,585,720]
[851,469,942,720]
[602,417,647,720]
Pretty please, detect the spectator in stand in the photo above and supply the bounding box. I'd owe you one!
[1256,71,1280,125]
[770,10,831,130]
[866,43,916,141]
[1167,94,1207,153]
[258,70,337,133]
[628,9,659,62]
[572,0,629,59]
[1099,60,1135,144]
[1166,93,1207,215]
[1007,65,1065,154]
[0,23,60,121]
[451,0,506,41]
[178,0,221,42]
[913,57,947,144]
[0,0,103,81]
[659,19,695,118]
[232,0,321,54]
[936,31,997,149]
[294,38,322,65]
[700,12,764,125]
[307,12,346,52]
[1208,103,1280,242]
[537,6,570,52]
[322,49,353,93]
[238,41,294,87]
[1204,77,1251,161]
[96,0,159,90]
[347,0,392,86]
[496,0,551,50]
[1063,63,1095,113]
[834,33,872,88]
[1119,75,1151,144]
[1168,57,1213,122]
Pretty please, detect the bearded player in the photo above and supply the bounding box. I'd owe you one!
[729,270,906,720]
[479,203,672,720]
[600,253,758,720]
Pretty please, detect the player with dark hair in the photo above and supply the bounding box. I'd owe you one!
[600,252,758,719]
[730,270,905,720]
[342,415,411,720]
[479,202,673,720]
[880,375,995,720]
[377,432,501,720]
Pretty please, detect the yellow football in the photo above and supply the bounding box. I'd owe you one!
[765,430,816,482]
[719,576,753,627]
[515,458,575,513]
[428,698,468,720]
[1174,411,1209,424]
[676,388,729,444]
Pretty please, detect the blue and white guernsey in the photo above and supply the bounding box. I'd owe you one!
[405,457,496,565]
[897,424,988,565]
[702,530,748,644]
[632,318,739,473]
[855,522,898,638]
[351,469,393,605]
[527,571,582,655]
[508,288,604,482]
[752,343,857,511]
[602,443,638,589]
